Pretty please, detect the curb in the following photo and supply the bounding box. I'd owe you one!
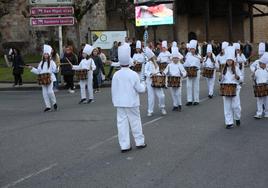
[0,82,112,91]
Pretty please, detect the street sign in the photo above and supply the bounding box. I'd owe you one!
[30,7,74,16]
[30,17,75,26]
[29,0,73,5]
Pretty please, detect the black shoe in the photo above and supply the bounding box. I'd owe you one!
[87,99,93,104]
[178,105,182,112]
[79,98,87,104]
[236,120,241,127]
[53,103,58,111]
[136,144,147,149]
[208,95,213,99]
[193,102,199,106]
[186,102,193,106]
[44,108,51,112]
[172,107,178,111]
[121,147,132,153]
[226,124,234,129]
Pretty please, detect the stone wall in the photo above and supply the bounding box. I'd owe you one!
[0,0,107,55]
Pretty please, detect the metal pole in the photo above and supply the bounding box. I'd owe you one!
[59,26,63,56]
[228,0,233,42]
[249,3,254,43]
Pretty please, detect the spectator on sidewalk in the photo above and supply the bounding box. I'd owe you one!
[92,48,104,93]
[61,46,78,93]
[107,41,118,80]
[10,48,24,87]
[51,47,61,92]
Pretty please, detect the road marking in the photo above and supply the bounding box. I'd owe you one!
[2,163,58,188]
[86,117,163,151]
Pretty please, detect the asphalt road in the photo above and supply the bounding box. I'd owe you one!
[0,68,268,188]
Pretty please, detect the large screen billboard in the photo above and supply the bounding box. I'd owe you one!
[134,0,174,5]
[135,3,174,27]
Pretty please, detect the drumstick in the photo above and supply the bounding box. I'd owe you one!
[65,57,73,66]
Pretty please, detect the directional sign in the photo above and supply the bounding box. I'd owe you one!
[29,0,73,5]
[30,17,75,26]
[30,7,74,16]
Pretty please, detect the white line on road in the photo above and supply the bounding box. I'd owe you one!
[86,117,164,151]
[1,163,58,188]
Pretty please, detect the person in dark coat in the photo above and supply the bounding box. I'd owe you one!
[60,46,78,93]
[92,48,104,92]
[10,48,24,87]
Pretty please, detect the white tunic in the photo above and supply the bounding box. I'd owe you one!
[112,67,146,107]
[221,67,243,85]
[184,53,202,69]
[157,51,171,63]
[31,60,58,82]
[236,53,246,64]
[216,54,226,65]
[132,53,145,64]
[72,58,96,71]
[203,55,219,69]
[254,68,268,84]
[163,62,187,77]
[145,61,160,84]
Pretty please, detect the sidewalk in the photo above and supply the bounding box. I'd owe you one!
[0,81,112,91]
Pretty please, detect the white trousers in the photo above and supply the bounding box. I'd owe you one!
[187,70,200,102]
[146,83,165,113]
[206,73,215,96]
[170,87,182,107]
[42,82,56,108]
[116,107,145,150]
[80,74,93,100]
[256,96,268,116]
[223,87,241,125]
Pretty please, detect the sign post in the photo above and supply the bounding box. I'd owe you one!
[29,0,74,57]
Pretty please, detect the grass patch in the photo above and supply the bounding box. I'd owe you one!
[0,67,37,82]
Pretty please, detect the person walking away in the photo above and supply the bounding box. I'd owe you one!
[111,43,147,153]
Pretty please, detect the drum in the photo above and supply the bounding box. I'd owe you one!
[202,68,214,78]
[151,75,166,88]
[167,76,181,87]
[185,66,198,77]
[132,63,142,72]
[75,69,88,80]
[158,63,168,72]
[253,84,268,97]
[220,83,237,97]
[37,73,51,85]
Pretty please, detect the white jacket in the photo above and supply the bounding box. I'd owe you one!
[132,53,145,64]
[157,51,171,63]
[184,53,202,69]
[216,54,226,65]
[112,67,146,107]
[31,60,58,82]
[203,55,219,69]
[163,62,187,77]
[221,67,243,85]
[72,58,96,72]
[254,67,268,84]
[145,60,160,84]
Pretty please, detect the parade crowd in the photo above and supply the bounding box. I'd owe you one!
[8,38,268,153]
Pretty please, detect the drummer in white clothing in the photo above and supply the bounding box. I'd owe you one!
[145,47,167,116]
[163,47,187,111]
[220,46,243,129]
[203,44,219,98]
[72,44,96,104]
[27,45,58,112]
[111,43,147,153]
[184,40,202,106]
[132,40,145,79]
